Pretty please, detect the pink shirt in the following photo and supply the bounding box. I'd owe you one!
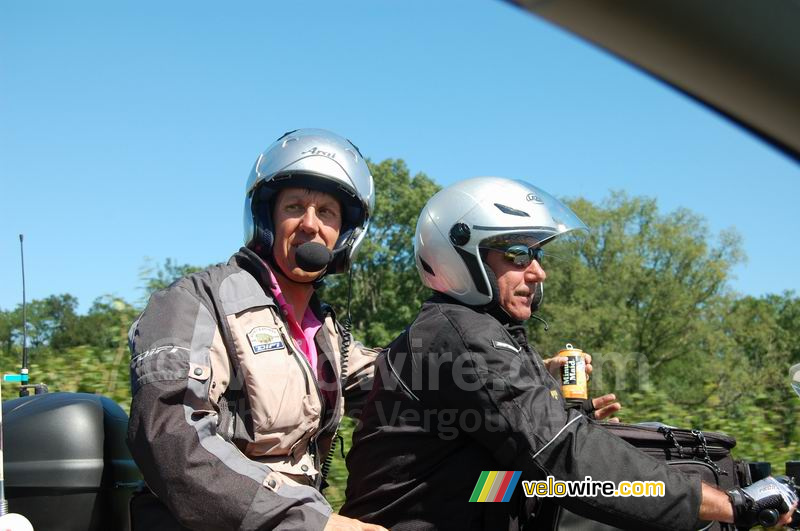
[268,270,322,376]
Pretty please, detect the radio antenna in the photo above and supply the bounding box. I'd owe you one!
[5,236,46,397]
[0,235,36,527]
[19,235,28,384]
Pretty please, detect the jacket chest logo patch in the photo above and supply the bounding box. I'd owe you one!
[247,326,285,354]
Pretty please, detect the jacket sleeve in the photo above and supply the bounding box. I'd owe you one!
[128,285,332,531]
[340,331,378,418]
[418,320,703,531]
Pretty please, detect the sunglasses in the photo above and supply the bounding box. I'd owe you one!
[502,245,544,267]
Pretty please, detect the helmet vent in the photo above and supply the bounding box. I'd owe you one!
[494,203,530,217]
[420,258,435,276]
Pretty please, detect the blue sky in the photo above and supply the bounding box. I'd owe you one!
[2,0,798,313]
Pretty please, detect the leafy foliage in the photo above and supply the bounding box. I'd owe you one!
[531,193,743,381]
[320,159,441,347]
[0,295,138,410]
[138,258,206,303]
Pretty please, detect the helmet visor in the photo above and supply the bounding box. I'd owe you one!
[477,187,587,268]
[479,232,582,270]
[521,184,588,242]
[477,186,587,248]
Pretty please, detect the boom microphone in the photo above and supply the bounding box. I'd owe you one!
[295,242,333,272]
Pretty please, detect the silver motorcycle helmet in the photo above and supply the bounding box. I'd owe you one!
[243,128,375,275]
[414,177,587,307]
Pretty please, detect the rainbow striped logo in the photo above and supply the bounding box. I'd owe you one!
[469,471,522,502]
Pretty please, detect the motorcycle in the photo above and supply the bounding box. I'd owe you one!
[0,235,796,530]
[0,235,141,531]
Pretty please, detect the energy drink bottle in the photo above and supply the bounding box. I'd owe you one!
[559,343,587,400]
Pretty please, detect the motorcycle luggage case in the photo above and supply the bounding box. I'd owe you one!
[2,392,142,531]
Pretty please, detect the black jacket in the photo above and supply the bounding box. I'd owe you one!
[341,294,702,531]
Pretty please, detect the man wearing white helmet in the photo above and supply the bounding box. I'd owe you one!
[128,129,385,530]
[341,177,797,530]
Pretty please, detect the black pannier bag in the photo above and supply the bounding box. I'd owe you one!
[554,422,748,531]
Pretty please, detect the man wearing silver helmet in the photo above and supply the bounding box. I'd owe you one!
[341,177,796,530]
[128,129,386,530]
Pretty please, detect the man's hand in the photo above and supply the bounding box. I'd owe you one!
[727,476,799,529]
[544,351,595,380]
[324,513,388,531]
[592,393,622,422]
[544,353,622,421]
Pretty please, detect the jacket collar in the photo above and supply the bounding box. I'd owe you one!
[428,292,530,348]
[233,247,330,321]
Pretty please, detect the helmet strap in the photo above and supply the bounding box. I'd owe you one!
[531,282,544,313]
[481,261,517,324]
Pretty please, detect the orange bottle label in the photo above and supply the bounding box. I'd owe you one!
[558,344,587,399]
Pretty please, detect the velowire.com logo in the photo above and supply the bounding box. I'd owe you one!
[469,471,522,502]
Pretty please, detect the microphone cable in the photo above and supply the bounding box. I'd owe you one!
[319,263,353,485]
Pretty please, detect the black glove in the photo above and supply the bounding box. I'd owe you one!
[727,475,798,529]
[565,398,596,420]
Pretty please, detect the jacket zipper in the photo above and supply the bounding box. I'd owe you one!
[277,325,342,485]
[277,326,326,422]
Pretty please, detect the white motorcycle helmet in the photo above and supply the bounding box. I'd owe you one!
[243,128,375,275]
[414,177,587,308]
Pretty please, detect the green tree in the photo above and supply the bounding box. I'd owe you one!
[721,293,800,448]
[530,193,744,402]
[320,159,440,347]
[767,291,800,363]
[0,295,138,409]
[138,258,207,303]
[21,294,83,350]
[0,308,18,357]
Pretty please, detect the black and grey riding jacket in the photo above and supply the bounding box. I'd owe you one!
[127,248,376,530]
[341,294,703,531]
